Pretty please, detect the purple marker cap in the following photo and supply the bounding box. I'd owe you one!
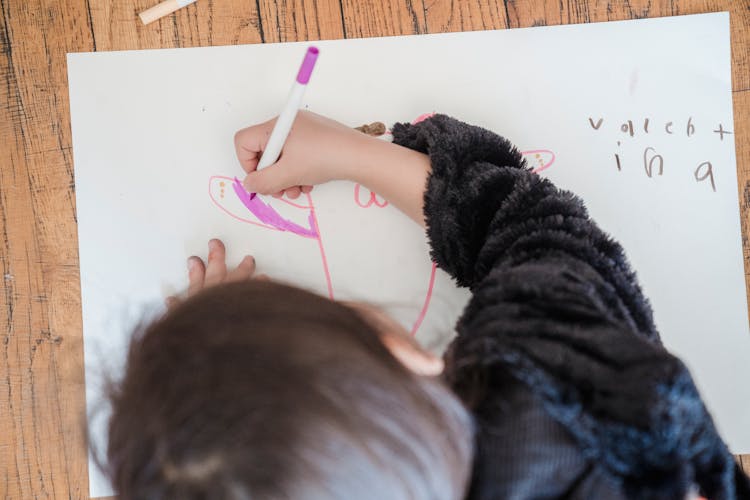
[296,46,319,84]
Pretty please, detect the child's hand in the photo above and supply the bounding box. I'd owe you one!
[166,239,264,308]
[234,110,373,199]
[235,110,431,225]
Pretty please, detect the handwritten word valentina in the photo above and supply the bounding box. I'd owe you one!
[588,116,733,192]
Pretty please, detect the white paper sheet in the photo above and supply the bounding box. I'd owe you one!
[68,12,748,497]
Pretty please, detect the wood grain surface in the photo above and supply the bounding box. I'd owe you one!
[1,0,748,498]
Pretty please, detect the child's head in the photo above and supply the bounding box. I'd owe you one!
[106,279,474,500]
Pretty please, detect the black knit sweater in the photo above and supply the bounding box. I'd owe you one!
[391,115,750,500]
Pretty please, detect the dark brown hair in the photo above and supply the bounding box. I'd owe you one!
[106,280,473,500]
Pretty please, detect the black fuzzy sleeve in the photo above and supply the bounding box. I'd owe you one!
[391,114,748,500]
[392,114,657,341]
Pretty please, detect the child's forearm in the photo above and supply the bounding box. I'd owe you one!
[351,138,431,227]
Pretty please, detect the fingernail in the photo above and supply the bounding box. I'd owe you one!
[187,258,195,270]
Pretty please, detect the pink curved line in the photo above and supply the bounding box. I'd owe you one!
[354,184,371,208]
[354,184,389,208]
[372,196,387,208]
[410,262,437,336]
[522,149,556,174]
[278,197,313,209]
[413,112,436,124]
[306,192,335,300]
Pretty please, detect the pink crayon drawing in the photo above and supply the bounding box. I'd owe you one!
[354,184,389,208]
[209,175,334,300]
[209,113,555,336]
[524,149,556,173]
[232,177,317,237]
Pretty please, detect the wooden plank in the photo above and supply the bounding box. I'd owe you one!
[0,0,93,498]
[257,0,345,42]
[423,0,509,32]
[340,0,428,37]
[735,88,750,331]
[87,0,263,51]
[0,2,748,499]
[730,85,749,471]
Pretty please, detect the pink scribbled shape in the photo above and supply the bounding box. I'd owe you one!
[523,149,556,173]
[209,175,334,299]
[232,177,317,238]
[209,175,312,231]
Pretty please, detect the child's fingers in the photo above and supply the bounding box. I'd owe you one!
[187,256,206,296]
[301,185,313,194]
[234,120,274,174]
[204,239,227,287]
[286,186,301,199]
[233,133,261,174]
[272,191,284,199]
[165,296,180,310]
[242,156,299,195]
[227,255,256,282]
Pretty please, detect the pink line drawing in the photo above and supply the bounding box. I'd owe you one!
[410,262,437,335]
[209,175,291,231]
[210,115,555,336]
[208,175,334,300]
[354,184,389,208]
[524,149,556,172]
[232,177,317,238]
[413,112,437,124]
[307,198,334,300]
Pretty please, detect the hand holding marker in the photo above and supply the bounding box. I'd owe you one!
[247,46,320,199]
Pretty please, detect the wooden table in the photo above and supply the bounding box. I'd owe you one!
[1,0,748,498]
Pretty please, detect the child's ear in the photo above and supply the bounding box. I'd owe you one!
[341,300,444,376]
[380,332,444,376]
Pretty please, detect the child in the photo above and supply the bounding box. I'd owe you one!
[105,111,750,500]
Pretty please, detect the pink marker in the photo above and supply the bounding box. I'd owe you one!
[248,46,319,199]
